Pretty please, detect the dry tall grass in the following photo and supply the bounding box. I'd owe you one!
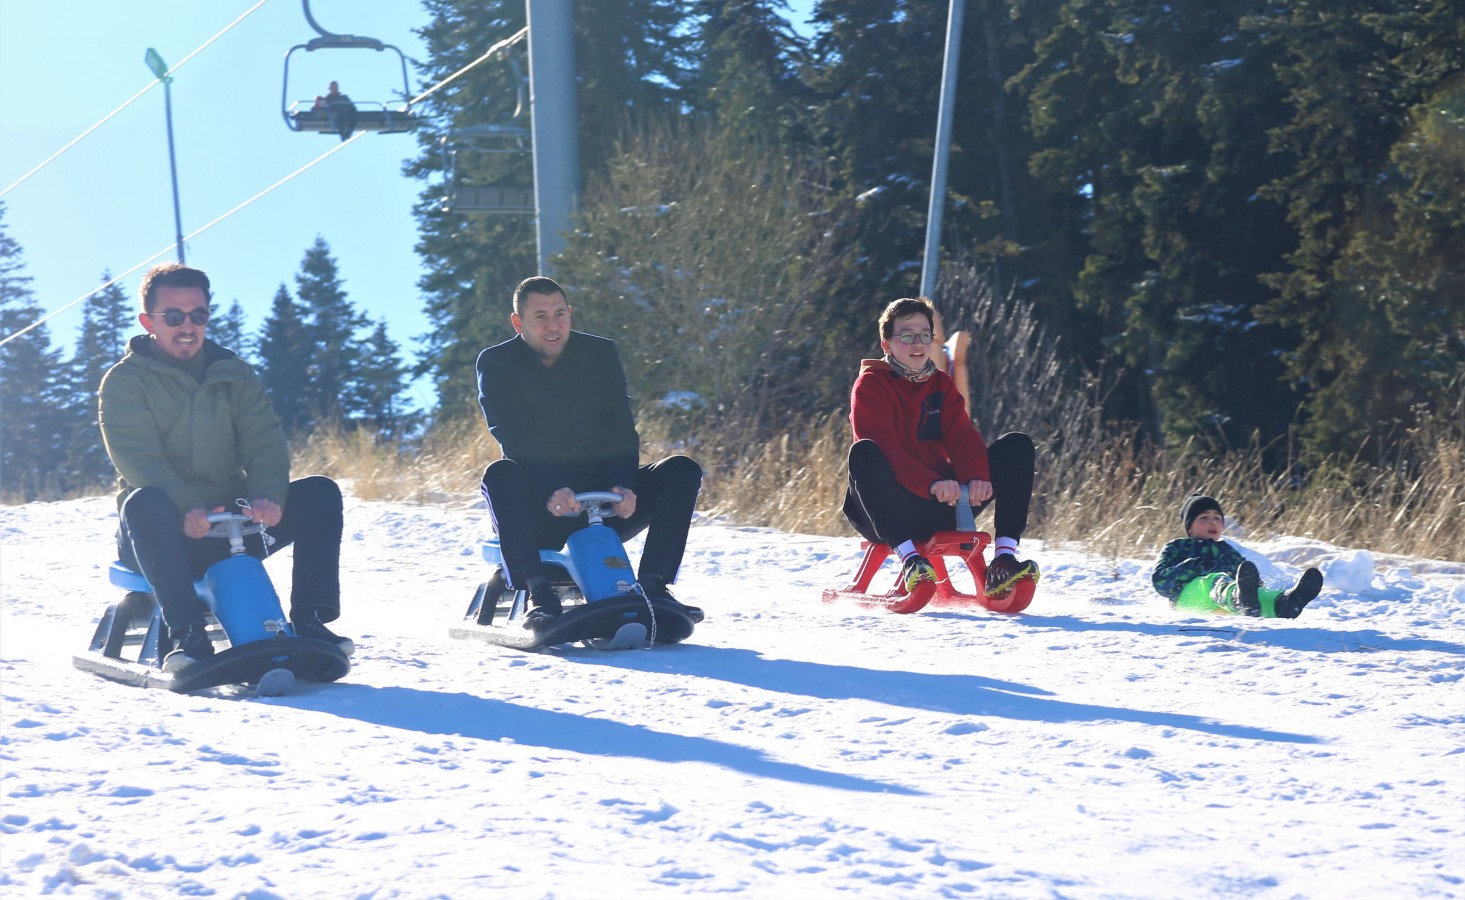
[289,256,1464,563]
[294,402,1464,564]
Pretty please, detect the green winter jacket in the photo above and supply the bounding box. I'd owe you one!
[99,336,290,516]
[1151,537,1247,601]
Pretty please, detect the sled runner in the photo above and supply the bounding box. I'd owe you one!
[73,513,351,695]
[451,491,698,651]
[822,486,1037,614]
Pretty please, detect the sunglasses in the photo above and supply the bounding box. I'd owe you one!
[148,308,211,327]
[891,331,935,345]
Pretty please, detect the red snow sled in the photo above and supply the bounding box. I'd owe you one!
[821,487,1037,614]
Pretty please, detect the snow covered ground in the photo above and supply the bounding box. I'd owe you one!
[3,490,1463,898]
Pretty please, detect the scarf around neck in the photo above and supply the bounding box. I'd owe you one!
[884,353,936,383]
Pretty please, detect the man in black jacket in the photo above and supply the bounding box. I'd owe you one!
[477,276,703,630]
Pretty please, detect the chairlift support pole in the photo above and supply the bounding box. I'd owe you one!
[526,0,580,274]
[920,0,965,300]
[145,48,186,265]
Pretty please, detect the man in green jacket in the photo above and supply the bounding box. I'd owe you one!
[99,263,352,669]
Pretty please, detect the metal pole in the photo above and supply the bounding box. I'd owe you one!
[162,78,186,264]
[526,0,580,273]
[147,49,186,264]
[920,0,964,299]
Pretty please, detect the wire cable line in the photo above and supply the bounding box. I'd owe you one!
[1,22,528,349]
[0,0,270,199]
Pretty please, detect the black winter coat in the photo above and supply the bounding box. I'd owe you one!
[476,331,641,504]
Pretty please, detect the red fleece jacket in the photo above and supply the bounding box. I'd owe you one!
[849,358,990,498]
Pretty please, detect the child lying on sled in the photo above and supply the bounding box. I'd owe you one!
[1152,494,1323,618]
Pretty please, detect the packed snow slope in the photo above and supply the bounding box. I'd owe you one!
[3,491,1463,898]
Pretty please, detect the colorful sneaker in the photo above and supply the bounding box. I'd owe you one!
[898,554,937,593]
[1232,560,1263,616]
[163,624,215,672]
[640,576,705,624]
[1276,567,1323,619]
[293,608,356,656]
[985,553,1037,596]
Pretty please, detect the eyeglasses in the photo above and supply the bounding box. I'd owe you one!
[892,331,934,345]
[147,308,210,327]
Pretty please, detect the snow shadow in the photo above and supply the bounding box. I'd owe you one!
[626,647,1322,745]
[292,684,922,795]
[997,612,1465,656]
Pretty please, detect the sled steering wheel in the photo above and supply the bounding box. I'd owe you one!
[556,491,625,526]
[203,511,268,554]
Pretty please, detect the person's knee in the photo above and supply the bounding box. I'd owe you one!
[992,432,1035,464]
[290,475,342,509]
[660,454,702,487]
[121,485,176,522]
[848,440,895,484]
[849,439,884,467]
[481,458,521,492]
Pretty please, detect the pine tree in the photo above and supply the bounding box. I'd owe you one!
[295,236,369,426]
[209,299,251,359]
[0,204,70,500]
[353,319,412,436]
[407,0,699,417]
[805,0,1069,369]
[1248,0,1465,458]
[257,284,313,436]
[690,0,812,143]
[64,275,133,491]
[1008,0,1304,451]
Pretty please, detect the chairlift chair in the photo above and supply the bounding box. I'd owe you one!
[281,2,419,136]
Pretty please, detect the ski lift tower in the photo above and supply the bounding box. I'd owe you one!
[526,0,580,274]
[920,0,965,299]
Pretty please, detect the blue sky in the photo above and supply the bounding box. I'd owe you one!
[0,1,817,411]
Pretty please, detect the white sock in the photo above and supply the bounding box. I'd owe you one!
[896,540,918,560]
[993,538,1019,558]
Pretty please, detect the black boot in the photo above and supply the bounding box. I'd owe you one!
[1233,561,1263,616]
[1276,567,1323,619]
[523,579,563,632]
[293,607,356,655]
[640,575,704,624]
[163,623,216,672]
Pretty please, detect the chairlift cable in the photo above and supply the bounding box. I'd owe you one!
[408,26,526,108]
[0,0,270,199]
[1,23,526,348]
[0,131,362,349]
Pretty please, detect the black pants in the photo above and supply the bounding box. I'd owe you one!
[480,455,702,589]
[842,434,1034,547]
[117,476,344,636]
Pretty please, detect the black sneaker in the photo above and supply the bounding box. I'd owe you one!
[640,576,705,624]
[293,608,356,656]
[1233,561,1263,616]
[163,624,215,672]
[523,581,563,632]
[985,553,1037,596]
[1277,567,1323,619]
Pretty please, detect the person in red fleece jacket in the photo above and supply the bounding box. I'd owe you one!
[842,297,1039,596]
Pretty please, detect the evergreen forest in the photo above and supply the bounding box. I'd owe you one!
[3,0,1462,505]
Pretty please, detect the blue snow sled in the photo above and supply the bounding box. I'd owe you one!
[73,513,351,695]
[451,491,697,651]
